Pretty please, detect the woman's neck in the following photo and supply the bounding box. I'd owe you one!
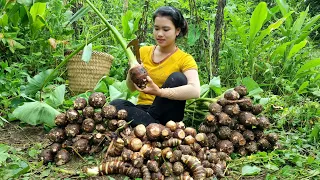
[157,43,177,53]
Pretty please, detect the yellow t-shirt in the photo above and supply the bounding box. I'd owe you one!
[137,46,198,105]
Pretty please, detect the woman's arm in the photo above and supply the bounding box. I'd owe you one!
[159,69,200,100]
[140,69,200,100]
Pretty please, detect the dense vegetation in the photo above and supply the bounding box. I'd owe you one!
[0,0,319,179]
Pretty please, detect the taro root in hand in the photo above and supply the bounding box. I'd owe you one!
[129,65,148,89]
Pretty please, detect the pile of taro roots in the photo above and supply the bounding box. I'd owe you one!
[39,85,279,180]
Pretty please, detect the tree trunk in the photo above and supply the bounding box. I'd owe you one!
[212,0,226,77]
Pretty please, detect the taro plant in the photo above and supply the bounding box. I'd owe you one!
[221,0,320,94]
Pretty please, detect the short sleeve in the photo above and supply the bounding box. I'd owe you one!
[181,54,198,72]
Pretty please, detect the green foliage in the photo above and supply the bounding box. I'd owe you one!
[0,144,30,179]
[12,101,60,127]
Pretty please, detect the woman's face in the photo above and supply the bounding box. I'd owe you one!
[153,16,180,48]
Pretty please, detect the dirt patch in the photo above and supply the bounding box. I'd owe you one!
[0,121,50,149]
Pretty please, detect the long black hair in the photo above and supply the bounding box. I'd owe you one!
[152,6,188,38]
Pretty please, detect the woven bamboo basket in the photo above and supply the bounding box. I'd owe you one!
[67,51,114,94]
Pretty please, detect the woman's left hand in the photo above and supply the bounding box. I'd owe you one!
[134,76,162,96]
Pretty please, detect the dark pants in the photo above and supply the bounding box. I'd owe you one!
[110,72,187,127]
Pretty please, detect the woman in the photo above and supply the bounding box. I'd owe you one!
[110,6,200,127]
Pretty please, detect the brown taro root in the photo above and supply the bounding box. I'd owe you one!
[108,138,125,157]
[176,121,185,129]
[82,118,95,133]
[216,140,234,154]
[161,127,173,140]
[141,165,151,180]
[117,109,128,120]
[88,92,106,108]
[50,143,62,153]
[130,65,148,89]
[230,131,246,147]
[160,162,173,177]
[179,145,193,155]
[131,152,144,168]
[151,172,164,180]
[252,104,264,115]
[181,155,206,180]
[208,102,222,115]
[93,111,103,123]
[117,119,128,129]
[184,135,196,145]
[48,128,66,143]
[129,137,143,152]
[107,119,118,131]
[55,149,71,166]
[198,123,217,133]
[92,133,105,145]
[62,139,73,148]
[102,104,117,119]
[73,97,87,110]
[207,133,218,148]
[83,106,94,118]
[238,97,253,111]
[84,161,132,176]
[146,123,163,141]
[258,138,271,150]
[65,124,81,137]
[253,129,264,140]
[123,166,142,178]
[195,133,209,147]
[73,139,90,154]
[184,127,197,137]
[243,130,255,141]
[66,109,79,123]
[161,147,173,159]
[217,126,232,140]
[190,142,202,152]
[234,85,248,97]
[139,143,152,158]
[245,141,258,154]
[224,89,240,100]
[121,148,134,161]
[166,120,177,132]
[214,161,226,178]
[39,149,54,164]
[169,149,182,163]
[95,124,106,133]
[173,161,184,176]
[223,104,241,116]
[204,113,217,126]
[149,148,162,162]
[266,133,279,145]
[234,123,246,132]
[173,128,186,140]
[134,124,146,138]
[147,160,160,172]
[205,168,214,178]
[257,116,271,129]
[162,138,182,147]
[218,112,232,126]
[55,113,68,126]
[239,111,259,127]
[238,146,248,156]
